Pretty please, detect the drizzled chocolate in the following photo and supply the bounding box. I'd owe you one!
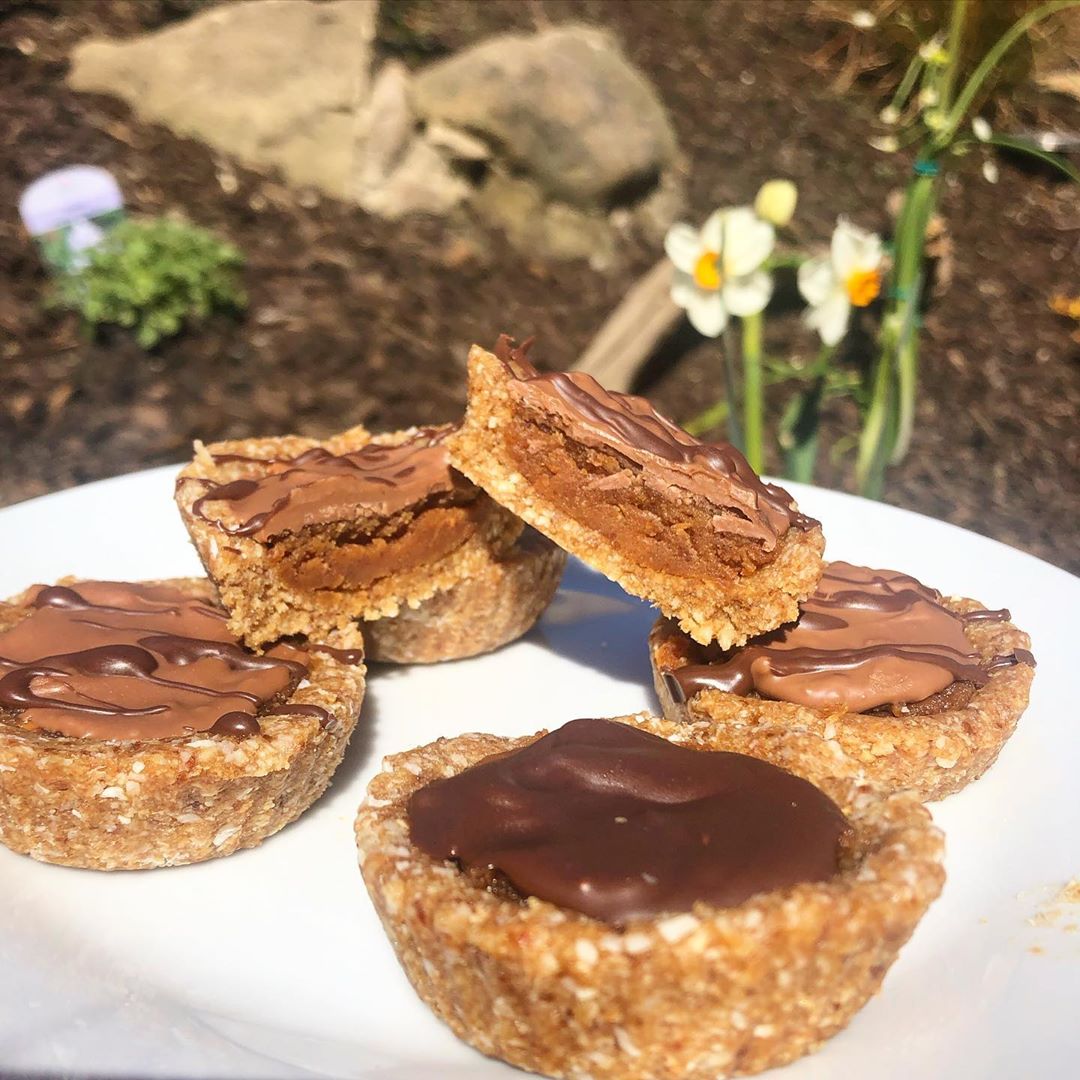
[493,336,814,550]
[188,428,458,541]
[665,562,1035,713]
[408,718,849,925]
[0,581,313,740]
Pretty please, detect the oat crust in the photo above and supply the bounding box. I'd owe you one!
[447,346,824,649]
[356,712,944,1080]
[364,529,566,664]
[649,598,1034,802]
[0,578,366,870]
[175,425,522,646]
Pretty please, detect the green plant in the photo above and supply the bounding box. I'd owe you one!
[666,0,1077,495]
[53,216,246,348]
[857,0,1080,496]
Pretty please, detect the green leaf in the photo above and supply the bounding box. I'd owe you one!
[683,399,729,437]
[779,380,824,483]
[984,135,1080,184]
[47,215,246,351]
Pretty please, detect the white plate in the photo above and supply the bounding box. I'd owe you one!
[0,467,1077,1079]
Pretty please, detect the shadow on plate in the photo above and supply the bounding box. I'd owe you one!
[524,559,659,688]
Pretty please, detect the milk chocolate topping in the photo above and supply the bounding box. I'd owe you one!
[408,717,849,924]
[494,336,814,550]
[0,581,311,740]
[189,428,458,541]
[665,562,1034,713]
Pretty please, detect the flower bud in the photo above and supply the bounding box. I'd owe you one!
[754,179,798,227]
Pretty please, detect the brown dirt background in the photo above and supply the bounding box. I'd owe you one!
[1,0,1077,573]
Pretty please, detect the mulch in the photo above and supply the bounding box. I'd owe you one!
[1,0,1077,573]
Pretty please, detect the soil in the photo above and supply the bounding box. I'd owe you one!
[1,0,1077,573]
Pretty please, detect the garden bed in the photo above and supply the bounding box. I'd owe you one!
[1,0,1077,572]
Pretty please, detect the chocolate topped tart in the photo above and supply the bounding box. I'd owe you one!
[651,561,1035,801]
[409,718,849,924]
[176,424,524,647]
[448,338,825,649]
[0,578,365,869]
[357,712,944,1080]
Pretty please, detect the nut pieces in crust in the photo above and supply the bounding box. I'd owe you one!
[448,343,825,649]
[363,528,567,664]
[356,712,944,1080]
[0,578,366,870]
[175,424,523,647]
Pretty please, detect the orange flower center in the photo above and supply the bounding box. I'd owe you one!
[845,268,882,307]
[693,250,723,291]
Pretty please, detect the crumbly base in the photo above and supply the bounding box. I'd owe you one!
[356,712,944,1080]
[447,346,824,649]
[649,597,1035,802]
[364,529,567,664]
[175,425,523,647]
[0,578,366,870]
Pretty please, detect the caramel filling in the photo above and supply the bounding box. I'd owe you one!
[409,718,850,925]
[0,581,326,740]
[504,412,774,578]
[272,501,483,592]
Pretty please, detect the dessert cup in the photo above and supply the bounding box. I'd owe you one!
[0,578,365,869]
[357,712,944,1079]
[448,338,824,648]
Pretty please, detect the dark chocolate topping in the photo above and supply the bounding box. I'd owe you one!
[408,717,849,925]
[309,642,366,666]
[189,428,457,541]
[0,581,310,740]
[984,647,1036,674]
[666,562,1034,713]
[493,336,814,550]
[210,711,262,738]
[960,607,1011,624]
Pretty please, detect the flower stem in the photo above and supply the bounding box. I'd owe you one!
[856,311,900,496]
[722,324,744,450]
[890,178,936,464]
[860,0,967,487]
[741,312,764,472]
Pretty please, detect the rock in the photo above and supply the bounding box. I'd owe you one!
[358,138,471,221]
[472,172,616,269]
[353,61,417,199]
[411,25,677,209]
[352,62,471,219]
[424,121,491,163]
[69,0,378,199]
[67,9,681,265]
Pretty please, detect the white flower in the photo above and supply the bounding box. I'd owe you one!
[972,116,992,142]
[879,104,900,125]
[797,218,884,346]
[851,9,876,28]
[754,180,797,227]
[665,207,775,337]
[982,159,999,184]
